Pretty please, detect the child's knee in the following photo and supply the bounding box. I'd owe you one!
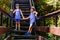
[16,22,20,25]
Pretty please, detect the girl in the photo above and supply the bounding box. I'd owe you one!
[24,7,38,36]
[11,4,24,30]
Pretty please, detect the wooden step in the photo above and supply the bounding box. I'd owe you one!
[12,35,37,39]
[22,10,30,12]
[19,4,30,6]
[11,26,29,30]
[14,39,36,40]
[12,30,27,33]
[11,30,27,35]
[15,0,29,3]
[20,6,30,8]
[21,7,30,10]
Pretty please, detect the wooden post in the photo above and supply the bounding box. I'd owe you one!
[0,35,2,40]
[55,15,58,40]
[43,18,45,26]
[38,36,47,40]
[0,12,3,26]
[0,12,1,26]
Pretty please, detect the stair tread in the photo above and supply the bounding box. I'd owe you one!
[12,35,37,39]
[14,39,35,40]
[12,30,27,32]
[19,4,30,5]
[22,10,30,12]
[20,6,30,8]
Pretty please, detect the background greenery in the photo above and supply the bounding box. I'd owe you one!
[34,0,60,27]
[0,0,11,13]
[34,0,60,40]
[0,0,60,40]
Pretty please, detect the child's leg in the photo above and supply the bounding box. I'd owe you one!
[18,22,20,30]
[28,24,33,33]
[15,22,18,30]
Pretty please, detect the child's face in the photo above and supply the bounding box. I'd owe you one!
[16,6,19,9]
[30,8,34,12]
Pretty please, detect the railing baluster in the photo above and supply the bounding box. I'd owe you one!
[0,12,3,26]
[43,18,46,26]
[55,15,58,40]
[0,12,1,26]
[6,17,9,27]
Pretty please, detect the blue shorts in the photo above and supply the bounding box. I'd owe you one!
[15,19,20,22]
[30,21,35,25]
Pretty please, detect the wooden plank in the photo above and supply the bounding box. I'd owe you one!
[45,9,60,16]
[40,9,60,18]
[50,27,60,36]
[35,26,60,36]
[37,36,48,40]
[0,27,11,35]
[0,7,11,17]
[35,26,49,32]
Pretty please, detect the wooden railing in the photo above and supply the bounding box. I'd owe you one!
[35,9,60,40]
[0,7,12,40]
[0,27,11,40]
[0,7,12,27]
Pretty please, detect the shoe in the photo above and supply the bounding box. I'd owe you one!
[14,29,17,31]
[18,28,20,31]
[25,32,31,36]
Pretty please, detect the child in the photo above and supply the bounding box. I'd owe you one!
[11,4,24,30]
[23,7,38,36]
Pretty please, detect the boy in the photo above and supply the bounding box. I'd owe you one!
[23,7,38,36]
[11,4,24,30]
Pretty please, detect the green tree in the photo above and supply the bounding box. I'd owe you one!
[0,0,11,13]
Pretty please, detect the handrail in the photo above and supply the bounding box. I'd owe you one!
[0,7,11,17]
[29,0,32,7]
[40,9,60,18]
[0,7,12,27]
[36,9,60,40]
[31,0,35,8]
[29,0,35,9]
[35,26,60,36]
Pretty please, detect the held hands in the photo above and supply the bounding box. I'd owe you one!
[22,17,28,20]
[22,17,26,20]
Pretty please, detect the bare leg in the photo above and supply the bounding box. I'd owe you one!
[18,22,20,30]
[15,22,18,30]
[28,24,33,33]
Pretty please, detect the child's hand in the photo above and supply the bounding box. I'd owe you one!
[10,9,13,11]
[22,17,25,20]
[23,18,26,20]
[23,17,25,19]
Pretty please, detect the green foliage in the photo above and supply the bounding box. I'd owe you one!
[34,0,60,40]
[35,0,60,16]
[2,34,6,40]
[0,0,11,13]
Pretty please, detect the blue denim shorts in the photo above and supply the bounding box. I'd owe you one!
[15,19,20,22]
[30,21,35,25]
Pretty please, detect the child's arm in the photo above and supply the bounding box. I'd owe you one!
[23,16,30,20]
[11,9,16,13]
[20,10,24,18]
[13,10,16,13]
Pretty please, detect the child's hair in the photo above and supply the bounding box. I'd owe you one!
[31,6,36,11]
[31,8,35,11]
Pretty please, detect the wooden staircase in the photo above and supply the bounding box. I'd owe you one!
[11,0,37,40]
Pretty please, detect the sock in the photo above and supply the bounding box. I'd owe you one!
[15,27,17,30]
[18,27,20,30]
